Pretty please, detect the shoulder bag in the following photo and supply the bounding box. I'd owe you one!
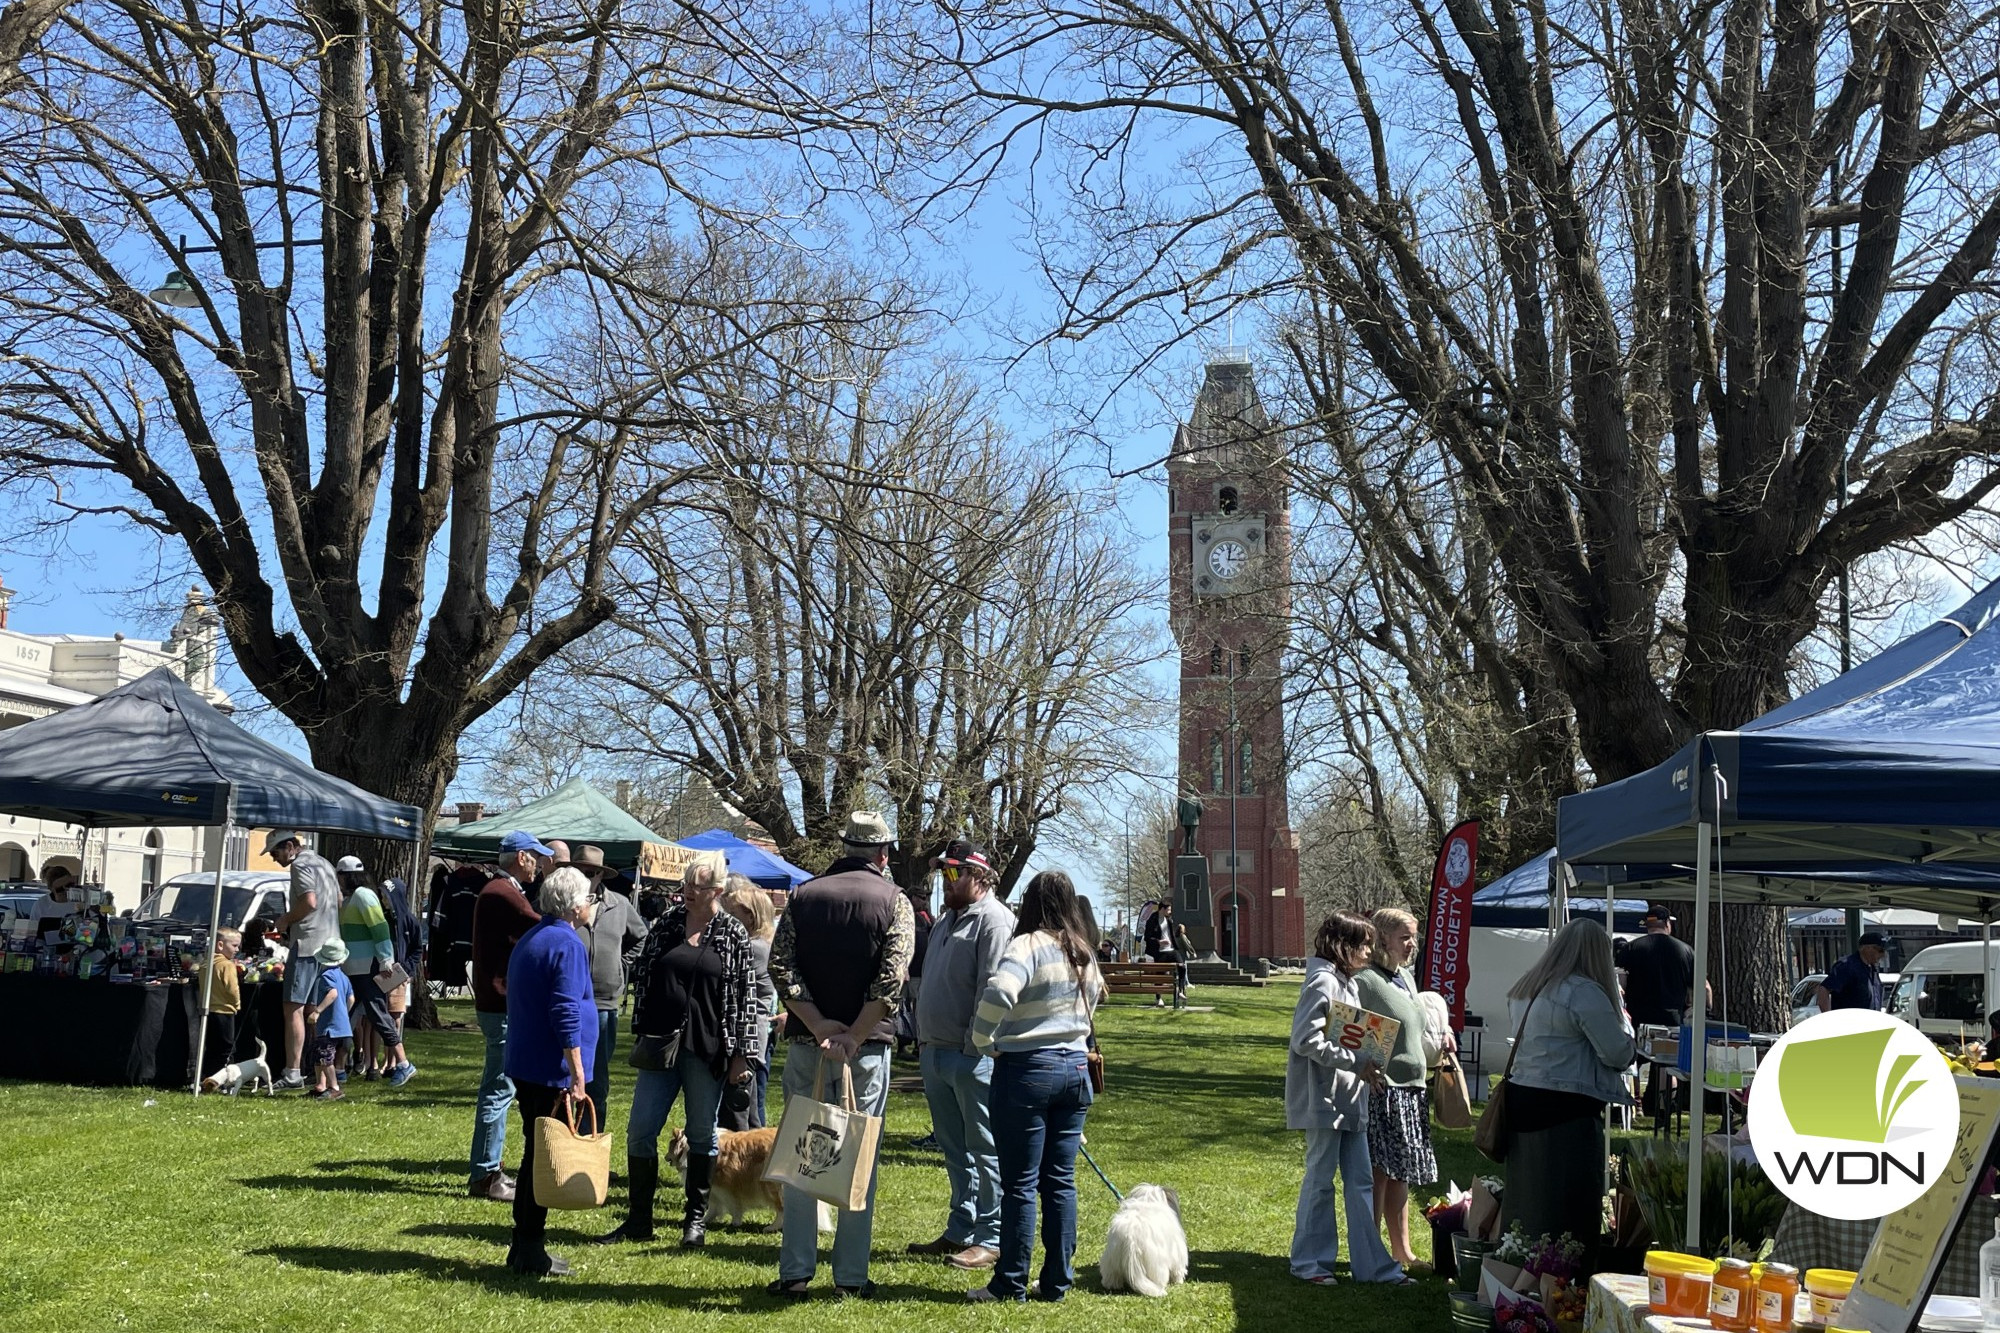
[628,917,699,1071]
[1472,988,1542,1163]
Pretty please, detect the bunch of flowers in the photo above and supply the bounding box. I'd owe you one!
[1548,1278,1588,1323]
[1497,1292,1556,1333]
[1493,1222,1534,1267]
[1523,1233,1586,1282]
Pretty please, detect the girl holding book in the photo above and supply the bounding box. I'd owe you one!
[1286,911,1409,1287]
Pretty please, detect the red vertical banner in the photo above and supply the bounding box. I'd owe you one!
[1421,819,1480,1029]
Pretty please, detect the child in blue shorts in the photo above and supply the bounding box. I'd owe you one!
[309,952,355,1101]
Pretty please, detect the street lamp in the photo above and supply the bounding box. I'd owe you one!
[148,232,319,309]
[1228,654,1240,973]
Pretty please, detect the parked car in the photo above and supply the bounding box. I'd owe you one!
[135,871,291,936]
[0,889,47,932]
[1789,974,1826,1028]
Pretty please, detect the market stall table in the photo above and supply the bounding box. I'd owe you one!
[1587,1270,1988,1333]
[0,973,283,1087]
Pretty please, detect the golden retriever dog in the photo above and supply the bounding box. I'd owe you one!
[668,1127,835,1232]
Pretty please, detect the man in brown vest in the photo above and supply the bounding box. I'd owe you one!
[766,810,915,1300]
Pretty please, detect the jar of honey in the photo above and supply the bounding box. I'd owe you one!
[1756,1263,1802,1333]
[1711,1258,1757,1331]
[1802,1269,1858,1328]
[1646,1250,1718,1318]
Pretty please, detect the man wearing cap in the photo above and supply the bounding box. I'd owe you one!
[1616,903,1701,1119]
[336,855,417,1086]
[908,839,1011,1271]
[1617,905,1701,1029]
[766,810,916,1300]
[466,831,553,1202]
[266,830,343,1091]
[1818,932,1891,1012]
[573,845,648,1128]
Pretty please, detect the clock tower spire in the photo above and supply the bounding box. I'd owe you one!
[1166,353,1305,963]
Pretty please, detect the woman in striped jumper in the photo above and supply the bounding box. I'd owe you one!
[967,870,1105,1303]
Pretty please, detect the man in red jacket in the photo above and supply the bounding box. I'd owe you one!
[466,830,554,1202]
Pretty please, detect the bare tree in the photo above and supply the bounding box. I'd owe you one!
[918,0,2000,1026]
[554,279,1162,895]
[0,0,923,822]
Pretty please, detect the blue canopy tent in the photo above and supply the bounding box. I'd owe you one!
[676,828,811,892]
[1557,576,2000,1245]
[1473,849,1649,930]
[0,667,423,1093]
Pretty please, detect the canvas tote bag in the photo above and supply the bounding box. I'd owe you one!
[764,1058,884,1211]
[533,1093,611,1209]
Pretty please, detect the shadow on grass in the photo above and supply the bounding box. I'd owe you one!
[1188,1248,1448,1333]
[241,1172,462,1197]
[240,1157,470,1197]
[250,1245,972,1306]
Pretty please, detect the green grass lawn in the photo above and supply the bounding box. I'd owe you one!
[0,981,1469,1332]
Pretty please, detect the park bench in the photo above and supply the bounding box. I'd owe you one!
[1101,960,1178,998]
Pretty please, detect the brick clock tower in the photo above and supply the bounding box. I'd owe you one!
[1166,354,1306,963]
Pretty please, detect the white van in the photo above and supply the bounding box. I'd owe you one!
[1890,940,1998,1042]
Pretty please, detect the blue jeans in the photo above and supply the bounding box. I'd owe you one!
[470,1010,512,1182]
[922,1045,1000,1248]
[779,1041,891,1287]
[586,1008,618,1130]
[752,1057,770,1128]
[1291,1126,1403,1282]
[989,1047,1093,1301]
[627,1050,725,1160]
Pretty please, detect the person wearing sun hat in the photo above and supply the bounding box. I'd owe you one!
[767,810,917,1300]
[908,838,1012,1271]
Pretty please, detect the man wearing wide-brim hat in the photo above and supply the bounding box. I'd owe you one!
[571,844,649,1128]
[766,810,916,1300]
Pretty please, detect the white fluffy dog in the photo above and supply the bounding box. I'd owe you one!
[201,1038,274,1096]
[1097,1183,1188,1297]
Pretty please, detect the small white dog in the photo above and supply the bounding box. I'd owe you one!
[1098,1183,1188,1297]
[201,1038,274,1096]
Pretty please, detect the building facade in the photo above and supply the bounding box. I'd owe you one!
[0,583,234,908]
[1165,356,1306,962]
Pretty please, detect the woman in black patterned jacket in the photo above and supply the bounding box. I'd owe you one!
[596,861,759,1248]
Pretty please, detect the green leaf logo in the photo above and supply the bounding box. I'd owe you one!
[1776,1027,1928,1142]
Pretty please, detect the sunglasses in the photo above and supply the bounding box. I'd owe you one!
[940,865,962,882]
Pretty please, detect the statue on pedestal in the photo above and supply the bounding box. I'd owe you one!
[1177,795,1203,857]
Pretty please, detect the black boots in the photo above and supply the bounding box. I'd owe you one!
[594,1155,658,1244]
[681,1153,714,1248]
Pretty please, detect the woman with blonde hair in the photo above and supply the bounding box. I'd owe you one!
[1355,906,1447,1273]
[717,874,778,1130]
[1500,918,1634,1262]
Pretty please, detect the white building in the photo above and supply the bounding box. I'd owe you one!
[0,583,234,909]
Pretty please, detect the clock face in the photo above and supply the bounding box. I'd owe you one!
[1208,540,1249,581]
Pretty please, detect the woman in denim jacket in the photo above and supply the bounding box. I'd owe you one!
[1501,918,1634,1261]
